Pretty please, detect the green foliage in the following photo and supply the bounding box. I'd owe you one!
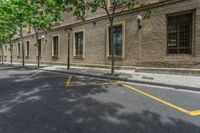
[144,5,152,20]
[0,0,17,45]
[27,0,63,32]
[0,0,63,44]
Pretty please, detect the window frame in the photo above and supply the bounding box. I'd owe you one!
[52,35,60,58]
[73,30,85,58]
[166,10,194,55]
[4,45,7,56]
[106,21,125,59]
[36,39,42,57]
[25,41,30,57]
[17,43,21,57]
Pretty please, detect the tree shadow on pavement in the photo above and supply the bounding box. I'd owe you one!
[0,71,199,133]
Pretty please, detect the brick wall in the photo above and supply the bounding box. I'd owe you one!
[7,0,200,68]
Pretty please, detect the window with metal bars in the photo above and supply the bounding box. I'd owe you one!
[167,13,192,54]
[75,32,83,56]
[109,25,123,56]
[38,39,41,57]
[17,43,20,57]
[53,36,59,57]
[26,41,29,56]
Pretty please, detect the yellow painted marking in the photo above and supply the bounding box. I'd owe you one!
[190,110,200,116]
[66,75,72,87]
[113,82,200,116]
[69,82,110,87]
[27,71,41,79]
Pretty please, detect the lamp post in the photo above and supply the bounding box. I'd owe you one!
[65,27,72,70]
[37,34,45,68]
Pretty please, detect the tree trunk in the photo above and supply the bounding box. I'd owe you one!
[34,28,40,68]
[0,45,3,65]
[10,43,13,65]
[20,26,25,67]
[110,21,115,75]
[67,33,71,70]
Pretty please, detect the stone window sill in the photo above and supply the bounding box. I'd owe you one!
[74,55,84,59]
[108,55,124,60]
[52,56,59,60]
[166,53,193,57]
[36,56,42,58]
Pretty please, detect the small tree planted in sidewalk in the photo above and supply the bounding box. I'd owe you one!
[27,0,63,68]
[88,0,152,75]
[0,0,63,67]
[0,24,17,65]
[53,0,151,75]
[1,0,32,67]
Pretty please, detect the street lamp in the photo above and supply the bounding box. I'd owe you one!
[136,15,142,29]
[65,27,72,70]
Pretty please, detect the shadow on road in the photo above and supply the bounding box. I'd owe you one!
[0,69,199,133]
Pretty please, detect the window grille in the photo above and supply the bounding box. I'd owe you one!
[38,39,41,56]
[53,36,59,56]
[167,13,192,54]
[109,25,123,56]
[75,32,83,56]
[26,41,29,56]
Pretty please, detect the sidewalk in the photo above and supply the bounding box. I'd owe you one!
[3,62,47,68]
[40,65,200,90]
[2,62,200,90]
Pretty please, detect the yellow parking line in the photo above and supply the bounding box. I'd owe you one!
[69,82,110,87]
[190,110,200,116]
[113,82,200,116]
[27,71,41,79]
[66,75,72,87]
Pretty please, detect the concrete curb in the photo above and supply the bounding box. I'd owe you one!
[1,64,199,91]
[41,69,200,92]
[135,67,200,76]
[1,64,46,69]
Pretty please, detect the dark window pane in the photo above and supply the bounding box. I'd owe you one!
[75,32,83,56]
[38,39,41,56]
[179,14,192,53]
[109,25,123,56]
[18,43,20,56]
[167,13,192,54]
[26,41,29,56]
[53,36,59,56]
[167,17,177,54]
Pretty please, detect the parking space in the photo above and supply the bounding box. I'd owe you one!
[0,66,200,133]
[125,83,200,113]
[64,74,200,117]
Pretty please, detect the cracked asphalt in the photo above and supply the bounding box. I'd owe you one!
[0,65,200,133]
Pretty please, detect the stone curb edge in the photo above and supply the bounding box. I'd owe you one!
[1,64,199,91]
[40,69,200,92]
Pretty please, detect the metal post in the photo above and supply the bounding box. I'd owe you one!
[67,33,70,70]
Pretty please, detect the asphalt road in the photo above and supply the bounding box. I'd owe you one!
[0,65,199,133]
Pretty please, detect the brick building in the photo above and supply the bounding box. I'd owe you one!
[1,0,200,68]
